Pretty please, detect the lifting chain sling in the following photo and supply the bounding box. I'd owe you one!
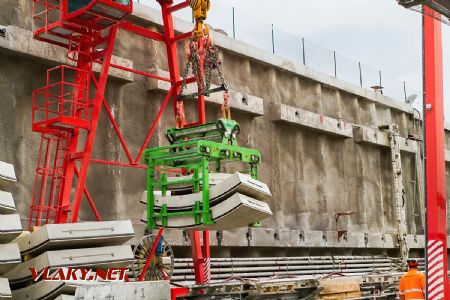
[179,37,230,122]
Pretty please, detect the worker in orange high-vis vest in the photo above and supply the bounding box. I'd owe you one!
[399,258,425,299]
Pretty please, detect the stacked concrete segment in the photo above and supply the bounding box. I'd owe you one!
[141,172,273,230]
[0,161,21,299]
[5,220,135,300]
[75,281,171,300]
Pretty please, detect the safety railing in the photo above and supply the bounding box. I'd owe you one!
[32,66,91,132]
[32,0,62,33]
[136,0,422,110]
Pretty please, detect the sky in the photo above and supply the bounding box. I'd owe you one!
[139,0,450,117]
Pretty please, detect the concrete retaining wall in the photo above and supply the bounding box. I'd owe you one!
[0,1,445,255]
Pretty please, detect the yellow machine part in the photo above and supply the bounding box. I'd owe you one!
[189,0,211,38]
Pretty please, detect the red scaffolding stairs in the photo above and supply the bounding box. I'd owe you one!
[29,0,122,226]
[29,0,212,288]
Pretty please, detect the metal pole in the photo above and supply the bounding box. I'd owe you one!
[403,81,407,102]
[271,24,275,54]
[333,51,337,77]
[378,70,383,95]
[232,7,236,39]
[359,62,363,87]
[302,37,306,65]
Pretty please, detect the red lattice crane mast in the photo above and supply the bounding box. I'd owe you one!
[29,0,212,286]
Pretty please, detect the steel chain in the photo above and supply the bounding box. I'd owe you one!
[179,37,231,121]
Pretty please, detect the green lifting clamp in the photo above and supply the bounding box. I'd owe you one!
[166,118,240,146]
[143,119,261,230]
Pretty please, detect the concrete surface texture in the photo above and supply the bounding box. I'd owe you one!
[0,1,442,255]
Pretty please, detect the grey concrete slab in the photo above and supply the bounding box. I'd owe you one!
[248,228,291,248]
[0,26,133,82]
[0,278,11,299]
[0,215,22,243]
[148,68,264,116]
[353,126,418,154]
[161,172,231,193]
[272,104,353,138]
[75,281,171,300]
[15,220,135,256]
[4,245,134,284]
[54,295,74,300]
[0,191,15,214]
[11,277,96,300]
[142,172,271,211]
[445,149,450,163]
[0,162,15,183]
[406,235,425,249]
[0,244,20,275]
[142,193,272,230]
[132,223,424,250]
[209,228,250,247]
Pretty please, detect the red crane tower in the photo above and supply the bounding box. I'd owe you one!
[29,0,212,286]
[397,0,450,298]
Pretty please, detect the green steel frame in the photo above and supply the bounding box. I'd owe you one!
[143,119,261,230]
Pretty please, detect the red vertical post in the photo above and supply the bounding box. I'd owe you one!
[56,42,92,223]
[159,1,210,286]
[69,26,118,223]
[423,5,448,299]
[160,2,186,127]
[201,230,211,283]
[189,230,207,284]
[197,38,206,124]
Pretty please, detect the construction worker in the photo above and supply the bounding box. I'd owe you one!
[398,258,425,299]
